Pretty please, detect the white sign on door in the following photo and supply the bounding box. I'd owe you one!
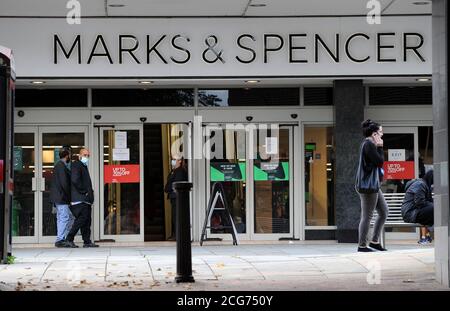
[265,137,278,155]
[388,149,406,161]
[112,148,130,161]
[115,131,127,149]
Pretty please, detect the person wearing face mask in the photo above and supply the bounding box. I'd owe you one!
[164,157,188,241]
[49,146,74,248]
[65,148,98,248]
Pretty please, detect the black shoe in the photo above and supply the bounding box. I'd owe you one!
[55,240,66,248]
[369,242,387,251]
[83,242,99,248]
[358,246,375,252]
[64,241,79,248]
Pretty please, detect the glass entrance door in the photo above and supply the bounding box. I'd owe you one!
[12,128,38,243]
[381,126,419,240]
[205,124,294,240]
[39,128,86,243]
[13,126,88,243]
[206,125,248,238]
[251,126,293,239]
[99,126,144,242]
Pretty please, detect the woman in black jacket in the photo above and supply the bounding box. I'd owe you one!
[356,119,388,252]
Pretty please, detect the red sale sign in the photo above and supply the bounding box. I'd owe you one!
[383,161,415,180]
[104,165,140,184]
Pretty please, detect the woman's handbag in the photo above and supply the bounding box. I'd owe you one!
[355,140,380,193]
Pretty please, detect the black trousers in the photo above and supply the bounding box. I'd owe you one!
[170,198,176,237]
[66,203,92,244]
[415,204,434,226]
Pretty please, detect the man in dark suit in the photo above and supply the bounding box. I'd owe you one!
[65,148,98,248]
[49,146,74,248]
[164,158,188,240]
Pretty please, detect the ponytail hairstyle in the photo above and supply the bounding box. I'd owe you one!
[361,119,381,137]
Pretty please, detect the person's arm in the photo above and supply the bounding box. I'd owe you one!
[71,162,87,194]
[58,164,71,197]
[164,172,174,193]
[363,141,384,167]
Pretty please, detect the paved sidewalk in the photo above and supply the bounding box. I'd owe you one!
[0,241,448,291]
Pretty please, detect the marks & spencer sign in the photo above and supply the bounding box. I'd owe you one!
[0,16,431,78]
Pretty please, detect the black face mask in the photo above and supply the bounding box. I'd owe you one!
[65,157,71,163]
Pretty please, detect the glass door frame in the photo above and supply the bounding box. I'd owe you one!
[382,126,420,240]
[38,126,89,244]
[204,123,295,241]
[13,126,88,244]
[204,123,251,241]
[12,126,39,244]
[249,125,295,240]
[98,124,144,242]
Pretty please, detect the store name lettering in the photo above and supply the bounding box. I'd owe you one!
[53,32,426,65]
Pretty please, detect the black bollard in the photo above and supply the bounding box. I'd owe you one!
[173,181,194,283]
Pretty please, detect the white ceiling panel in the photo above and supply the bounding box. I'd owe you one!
[107,0,249,16]
[0,0,431,17]
[245,0,430,16]
[0,0,106,17]
[383,0,432,14]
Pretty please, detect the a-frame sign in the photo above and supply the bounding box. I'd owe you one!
[200,182,239,246]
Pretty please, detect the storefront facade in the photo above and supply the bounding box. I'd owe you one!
[0,13,433,244]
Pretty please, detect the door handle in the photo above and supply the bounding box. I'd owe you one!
[41,177,46,192]
[32,177,37,192]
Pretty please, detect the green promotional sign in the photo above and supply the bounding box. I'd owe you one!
[254,161,289,181]
[210,162,246,181]
[305,143,316,151]
[13,147,23,172]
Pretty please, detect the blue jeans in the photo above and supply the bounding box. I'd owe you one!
[56,204,75,242]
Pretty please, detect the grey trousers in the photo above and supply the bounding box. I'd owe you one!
[358,189,388,247]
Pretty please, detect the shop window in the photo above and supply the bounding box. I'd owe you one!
[198,88,299,107]
[15,89,88,107]
[369,86,432,105]
[303,87,333,106]
[380,127,433,236]
[92,89,194,107]
[304,126,335,226]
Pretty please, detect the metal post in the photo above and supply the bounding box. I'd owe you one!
[0,46,15,264]
[174,181,194,283]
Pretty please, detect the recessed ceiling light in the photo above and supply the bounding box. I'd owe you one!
[249,4,267,7]
[245,80,260,83]
[416,78,431,82]
[139,81,153,84]
[31,81,45,84]
[109,4,126,8]
[412,1,430,5]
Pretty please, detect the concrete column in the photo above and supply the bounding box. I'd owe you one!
[333,80,365,243]
[432,0,449,287]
